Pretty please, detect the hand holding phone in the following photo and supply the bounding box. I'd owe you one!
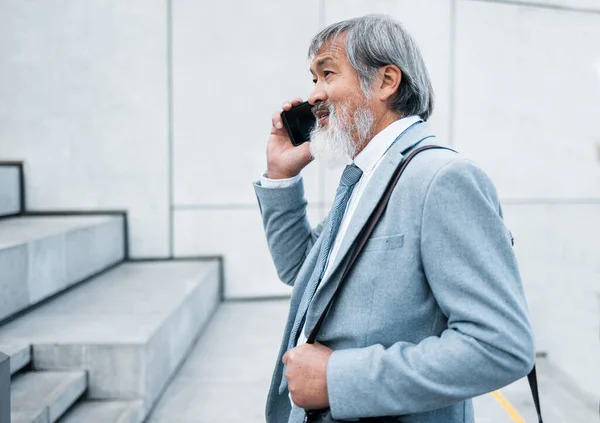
[267,98,314,179]
[280,101,316,146]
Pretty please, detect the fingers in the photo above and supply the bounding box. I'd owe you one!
[273,98,304,131]
[281,97,304,111]
[282,346,300,365]
[271,112,283,130]
[282,349,290,365]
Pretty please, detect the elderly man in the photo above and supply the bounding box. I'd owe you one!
[254,15,535,423]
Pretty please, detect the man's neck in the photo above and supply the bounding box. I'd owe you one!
[354,110,403,157]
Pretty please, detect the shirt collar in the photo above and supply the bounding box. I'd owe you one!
[353,115,422,175]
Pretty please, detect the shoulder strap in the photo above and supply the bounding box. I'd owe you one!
[306,144,451,343]
[305,144,543,422]
[528,365,544,422]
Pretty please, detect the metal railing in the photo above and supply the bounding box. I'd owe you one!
[0,351,9,423]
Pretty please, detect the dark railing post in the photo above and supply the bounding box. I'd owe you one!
[0,351,9,423]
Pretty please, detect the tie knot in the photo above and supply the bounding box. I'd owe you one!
[339,163,363,187]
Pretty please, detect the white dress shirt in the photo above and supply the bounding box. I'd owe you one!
[261,115,422,346]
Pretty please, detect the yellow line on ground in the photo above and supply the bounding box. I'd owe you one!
[491,390,525,423]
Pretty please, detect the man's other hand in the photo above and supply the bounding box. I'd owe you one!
[267,98,313,180]
[282,341,333,409]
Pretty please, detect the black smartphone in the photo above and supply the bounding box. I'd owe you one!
[280,101,316,146]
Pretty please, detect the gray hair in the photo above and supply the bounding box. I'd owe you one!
[308,15,434,121]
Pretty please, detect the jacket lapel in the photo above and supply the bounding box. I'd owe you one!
[304,121,436,330]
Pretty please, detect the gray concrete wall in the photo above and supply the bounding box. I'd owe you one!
[0,1,170,258]
[0,0,598,396]
[452,1,600,398]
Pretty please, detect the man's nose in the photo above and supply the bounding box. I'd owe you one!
[308,85,327,106]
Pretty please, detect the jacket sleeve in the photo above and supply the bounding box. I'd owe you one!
[254,177,326,286]
[326,159,535,419]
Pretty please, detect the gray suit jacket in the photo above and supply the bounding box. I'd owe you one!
[254,122,535,423]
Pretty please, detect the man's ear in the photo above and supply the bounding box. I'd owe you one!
[378,65,402,102]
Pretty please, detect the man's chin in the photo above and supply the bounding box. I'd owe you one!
[309,128,355,169]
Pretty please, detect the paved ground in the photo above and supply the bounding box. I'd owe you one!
[147,300,287,423]
[147,300,597,423]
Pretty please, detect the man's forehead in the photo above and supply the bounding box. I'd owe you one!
[310,37,346,67]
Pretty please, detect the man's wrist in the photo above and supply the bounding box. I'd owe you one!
[266,169,300,180]
[261,171,302,189]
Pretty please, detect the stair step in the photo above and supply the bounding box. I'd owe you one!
[0,340,30,374]
[11,371,87,423]
[0,260,221,417]
[59,400,144,423]
[0,214,125,321]
[0,164,21,217]
[11,410,47,423]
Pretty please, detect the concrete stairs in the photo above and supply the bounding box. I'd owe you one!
[0,342,30,375]
[0,214,126,321]
[11,371,86,423]
[0,162,223,422]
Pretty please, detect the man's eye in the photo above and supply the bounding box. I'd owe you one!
[324,71,333,77]
[312,79,317,85]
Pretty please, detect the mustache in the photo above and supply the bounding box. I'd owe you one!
[312,103,332,118]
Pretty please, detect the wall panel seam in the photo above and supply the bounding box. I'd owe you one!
[464,0,600,15]
[172,200,600,210]
[173,203,330,210]
[167,0,175,258]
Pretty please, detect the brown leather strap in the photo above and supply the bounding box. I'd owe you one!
[304,144,543,422]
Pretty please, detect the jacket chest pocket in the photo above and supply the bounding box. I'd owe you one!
[363,233,404,252]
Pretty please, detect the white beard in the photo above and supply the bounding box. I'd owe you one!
[309,99,375,169]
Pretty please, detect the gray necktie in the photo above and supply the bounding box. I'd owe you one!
[288,163,363,349]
